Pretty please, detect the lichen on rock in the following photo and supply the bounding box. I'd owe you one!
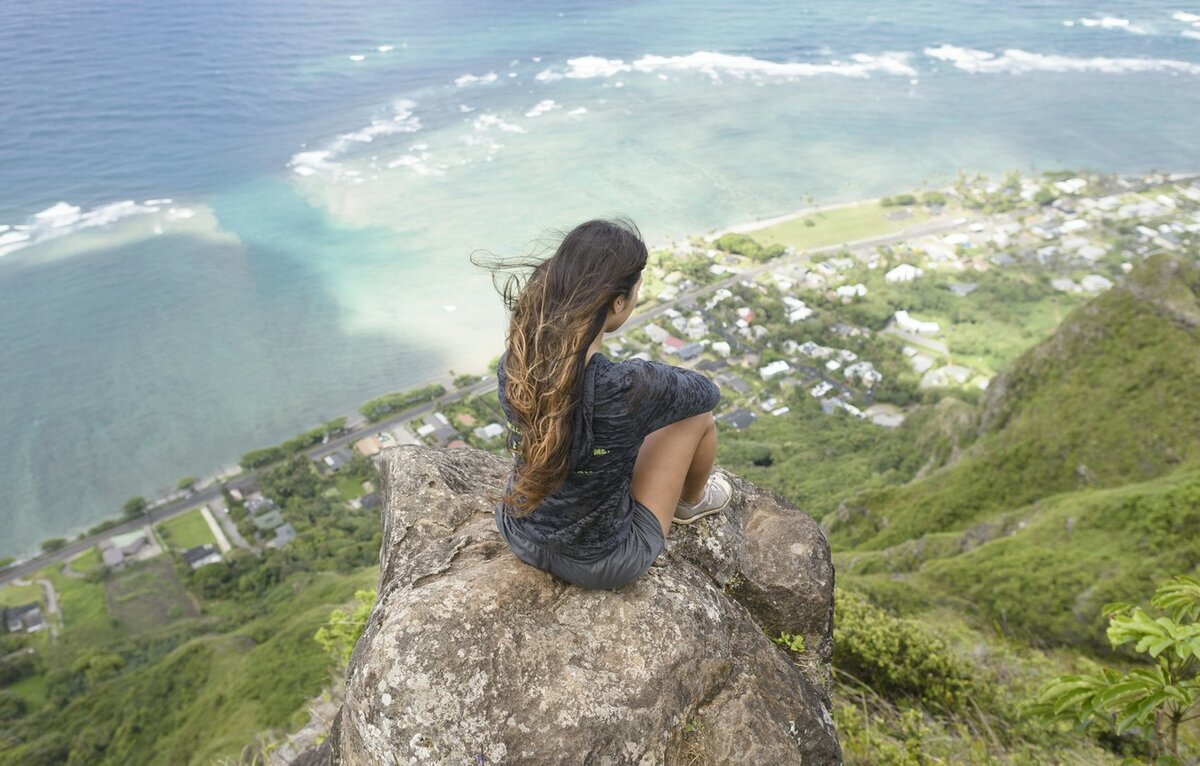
[322,445,841,764]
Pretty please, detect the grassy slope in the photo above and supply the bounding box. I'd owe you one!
[3,567,376,766]
[826,254,1200,552]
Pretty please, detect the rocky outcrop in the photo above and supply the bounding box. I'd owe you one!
[324,445,840,764]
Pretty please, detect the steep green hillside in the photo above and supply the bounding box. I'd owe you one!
[1,568,375,766]
[826,254,1200,551]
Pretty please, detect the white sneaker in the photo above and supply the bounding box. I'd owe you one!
[672,474,733,525]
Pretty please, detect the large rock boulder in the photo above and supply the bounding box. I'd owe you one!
[325,445,840,764]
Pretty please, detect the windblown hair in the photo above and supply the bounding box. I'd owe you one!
[472,218,648,516]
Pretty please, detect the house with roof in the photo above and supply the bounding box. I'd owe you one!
[643,323,670,344]
[419,412,458,446]
[321,450,352,473]
[663,336,686,354]
[473,422,505,442]
[268,523,296,549]
[253,509,286,532]
[4,602,46,634]
[99,529,154,570]
[245,493,277,515]
[677,342,704,361]
[885,264,923,283]
[718,408,758,431]
[715,373,751,395]
[759,360,791,380]
[894,310,940,335]
[181,544,222,570]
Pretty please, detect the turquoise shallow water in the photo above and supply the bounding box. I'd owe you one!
[1,0,1199,555]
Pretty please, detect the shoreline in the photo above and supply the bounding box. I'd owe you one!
[5,191,835,564]
[3,166,1186,565]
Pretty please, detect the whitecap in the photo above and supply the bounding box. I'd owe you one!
[144,198,173,206]
[1185,29,1200,40]
[385,153,446,176]
[458,104,475,113]
[507,72,517,78]
[568,106,588,115]
[524,99,559,117]
[1076,16,1147,34]
[35,202,83,228]
[473,113,526,133]
[378,44,394,52]
[444,305,457,312]
[0,199,163,258]
[349,54,365,62]
[1062,20,1076,27]
[923,44,1200,75]
[533,50,918,82]
[1173,11,1200,22]
[454,71,499,87]
[289,100,422,177]
[532,56,542,62]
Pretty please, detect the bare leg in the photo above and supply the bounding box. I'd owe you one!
[631,412,718,538]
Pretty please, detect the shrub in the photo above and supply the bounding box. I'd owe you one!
[834,588,975,711]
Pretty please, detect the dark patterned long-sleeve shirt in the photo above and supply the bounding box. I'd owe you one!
[495,350,721,561]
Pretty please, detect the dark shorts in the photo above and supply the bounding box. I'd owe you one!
[494,500,666,590]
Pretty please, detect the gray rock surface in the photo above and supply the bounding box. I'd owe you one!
[326,445,840,764]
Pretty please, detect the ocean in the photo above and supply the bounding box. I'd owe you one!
[1,0,1198,556]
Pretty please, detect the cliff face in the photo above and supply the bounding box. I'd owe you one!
[323,445,840,764]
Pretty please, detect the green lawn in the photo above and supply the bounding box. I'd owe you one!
[158,508,217,551]
[6,671,48,710]
[68,546,103,575]
[40,562,114,647]
[754,201,931,252]
[0,580,43,608]
[334,475,366,501]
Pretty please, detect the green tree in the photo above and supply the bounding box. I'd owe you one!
[314,589,376,666]
[121,496,148,519]
[41,537,67,553]
[1026,574,1200,762]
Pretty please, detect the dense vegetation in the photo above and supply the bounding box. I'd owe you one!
[0,453,381,764]
[718,253,1200,762]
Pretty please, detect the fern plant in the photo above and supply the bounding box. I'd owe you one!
[1026,574,1200,762]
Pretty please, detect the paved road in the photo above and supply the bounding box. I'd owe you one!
[0,211,971,588]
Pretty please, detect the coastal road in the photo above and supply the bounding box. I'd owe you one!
[0,210,970,587]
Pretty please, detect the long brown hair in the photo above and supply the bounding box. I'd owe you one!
[472,218,647,515]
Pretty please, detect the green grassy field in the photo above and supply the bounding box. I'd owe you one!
[334,475,366,501]
[754,201,931,251]
[157,508,216,551]
[0,580,43,609]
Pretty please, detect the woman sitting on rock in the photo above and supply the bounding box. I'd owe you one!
[478,217,732,590]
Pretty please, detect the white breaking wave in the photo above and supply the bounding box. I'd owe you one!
[348,54,365,62]
[534,50,917,82]
[1185,29,1200,40]
[289,100,422,177]
[1076,16,1147,34]
[377,44,394,52]
[568,106,588,115]
[524,99,559,117]
[924,45,1200,75]
[454,71,499,87]
[1172,11,1200,23]
[0,199,191,259]
[473,113,526,133]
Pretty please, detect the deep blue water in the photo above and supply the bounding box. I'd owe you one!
[1,0,1198,555]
